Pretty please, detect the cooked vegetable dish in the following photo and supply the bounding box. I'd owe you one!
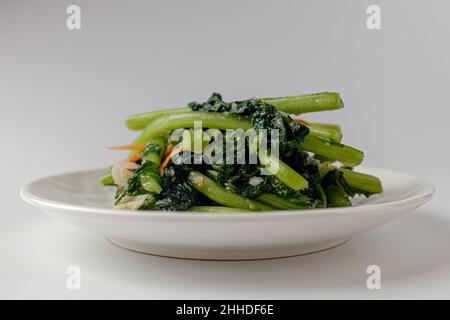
[101,92,383,212]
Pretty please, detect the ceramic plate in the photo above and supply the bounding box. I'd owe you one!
[20,167,434,260]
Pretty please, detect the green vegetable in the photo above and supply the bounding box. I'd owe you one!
[142,141,164,163]
[298,135,364,167]
[287,120,310,145]
[121,138,167,199]
[155,179,196,211]
[100,169,114,186]
[258,152,309,191]
[263,92,343,114]
[104,91,382,212]
[325,185,352,207]
[126,107,191,131]
[126,92,343,130]
[133,112,252,147]
[115,161,163,205]
[338,168,383,196]
[307,122,342,142]
[189,206,250,213]
[187,170,273,211]
[257,193,312,210]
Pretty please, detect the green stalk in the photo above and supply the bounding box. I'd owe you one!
[258,152,309,190]
[139,137,166,160]
[125,93,342,131]
[297,135,364,167]
[310,122,342,131]
[138,163,163,193]
[257,193,311,210]
[133,112,252,146]
[263,92,343,115]
[318,163,337,178]
[187,170,273,211]
[126,107,191,131]
[100,172,115,186]
[128,138,167,194]
[204,169,220,182]
[280,111,343,141]
[141,140,166,194]
[189,206,250,213]
[338,168,383,194]
[307,123,342,142]
[325,185,352,207]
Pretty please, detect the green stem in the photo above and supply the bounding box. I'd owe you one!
[258,152,309,190]
[138,137,166,160]
[307,123,342,142]
[189,206,250,213]
[263,92,343,115]
[129,138,167,194]
[204,169,223,184]
[281,111,343,141]
[100,172,115,186]
[338,168,383,194]
[125,93,343,131]
[133,112,252,146]
[126,107,192,131]
[257,193,311,210]
[297,135,364,167]
[187,170,273,211]
[325,185,352,207]
[318,163,337,178]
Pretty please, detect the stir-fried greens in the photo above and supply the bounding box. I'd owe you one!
[101,92,383,212]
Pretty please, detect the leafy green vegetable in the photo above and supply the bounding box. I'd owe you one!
[263,92,344,114]
[155,179,196,211]
[189,92,232,113]
[189,206,251,213]
[288,121,310,144]
[257,193,313,210]
[115,161,162,205]
[187,170,273,211]
[338,168,383,197]
[126,92,343,131]
[100,170,115,186]
[324,185,352,207]
[142,143,162,164]
[298,135,364,167]
[105,91,382,212]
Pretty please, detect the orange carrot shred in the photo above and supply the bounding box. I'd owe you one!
[292,118,310,126]
[160,147,185,170]
[164,142,174,158]
[127,154,142,163]
[108,144,146,152]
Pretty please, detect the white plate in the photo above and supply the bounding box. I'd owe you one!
[20,167,434,260]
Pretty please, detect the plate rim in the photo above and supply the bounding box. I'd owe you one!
[19,166,435,221]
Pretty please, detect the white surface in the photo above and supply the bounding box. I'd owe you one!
[20,167,434,260]
[2,0,450,299]
[2,173,449,299]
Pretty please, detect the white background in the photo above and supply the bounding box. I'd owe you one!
[1,0,449,299]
